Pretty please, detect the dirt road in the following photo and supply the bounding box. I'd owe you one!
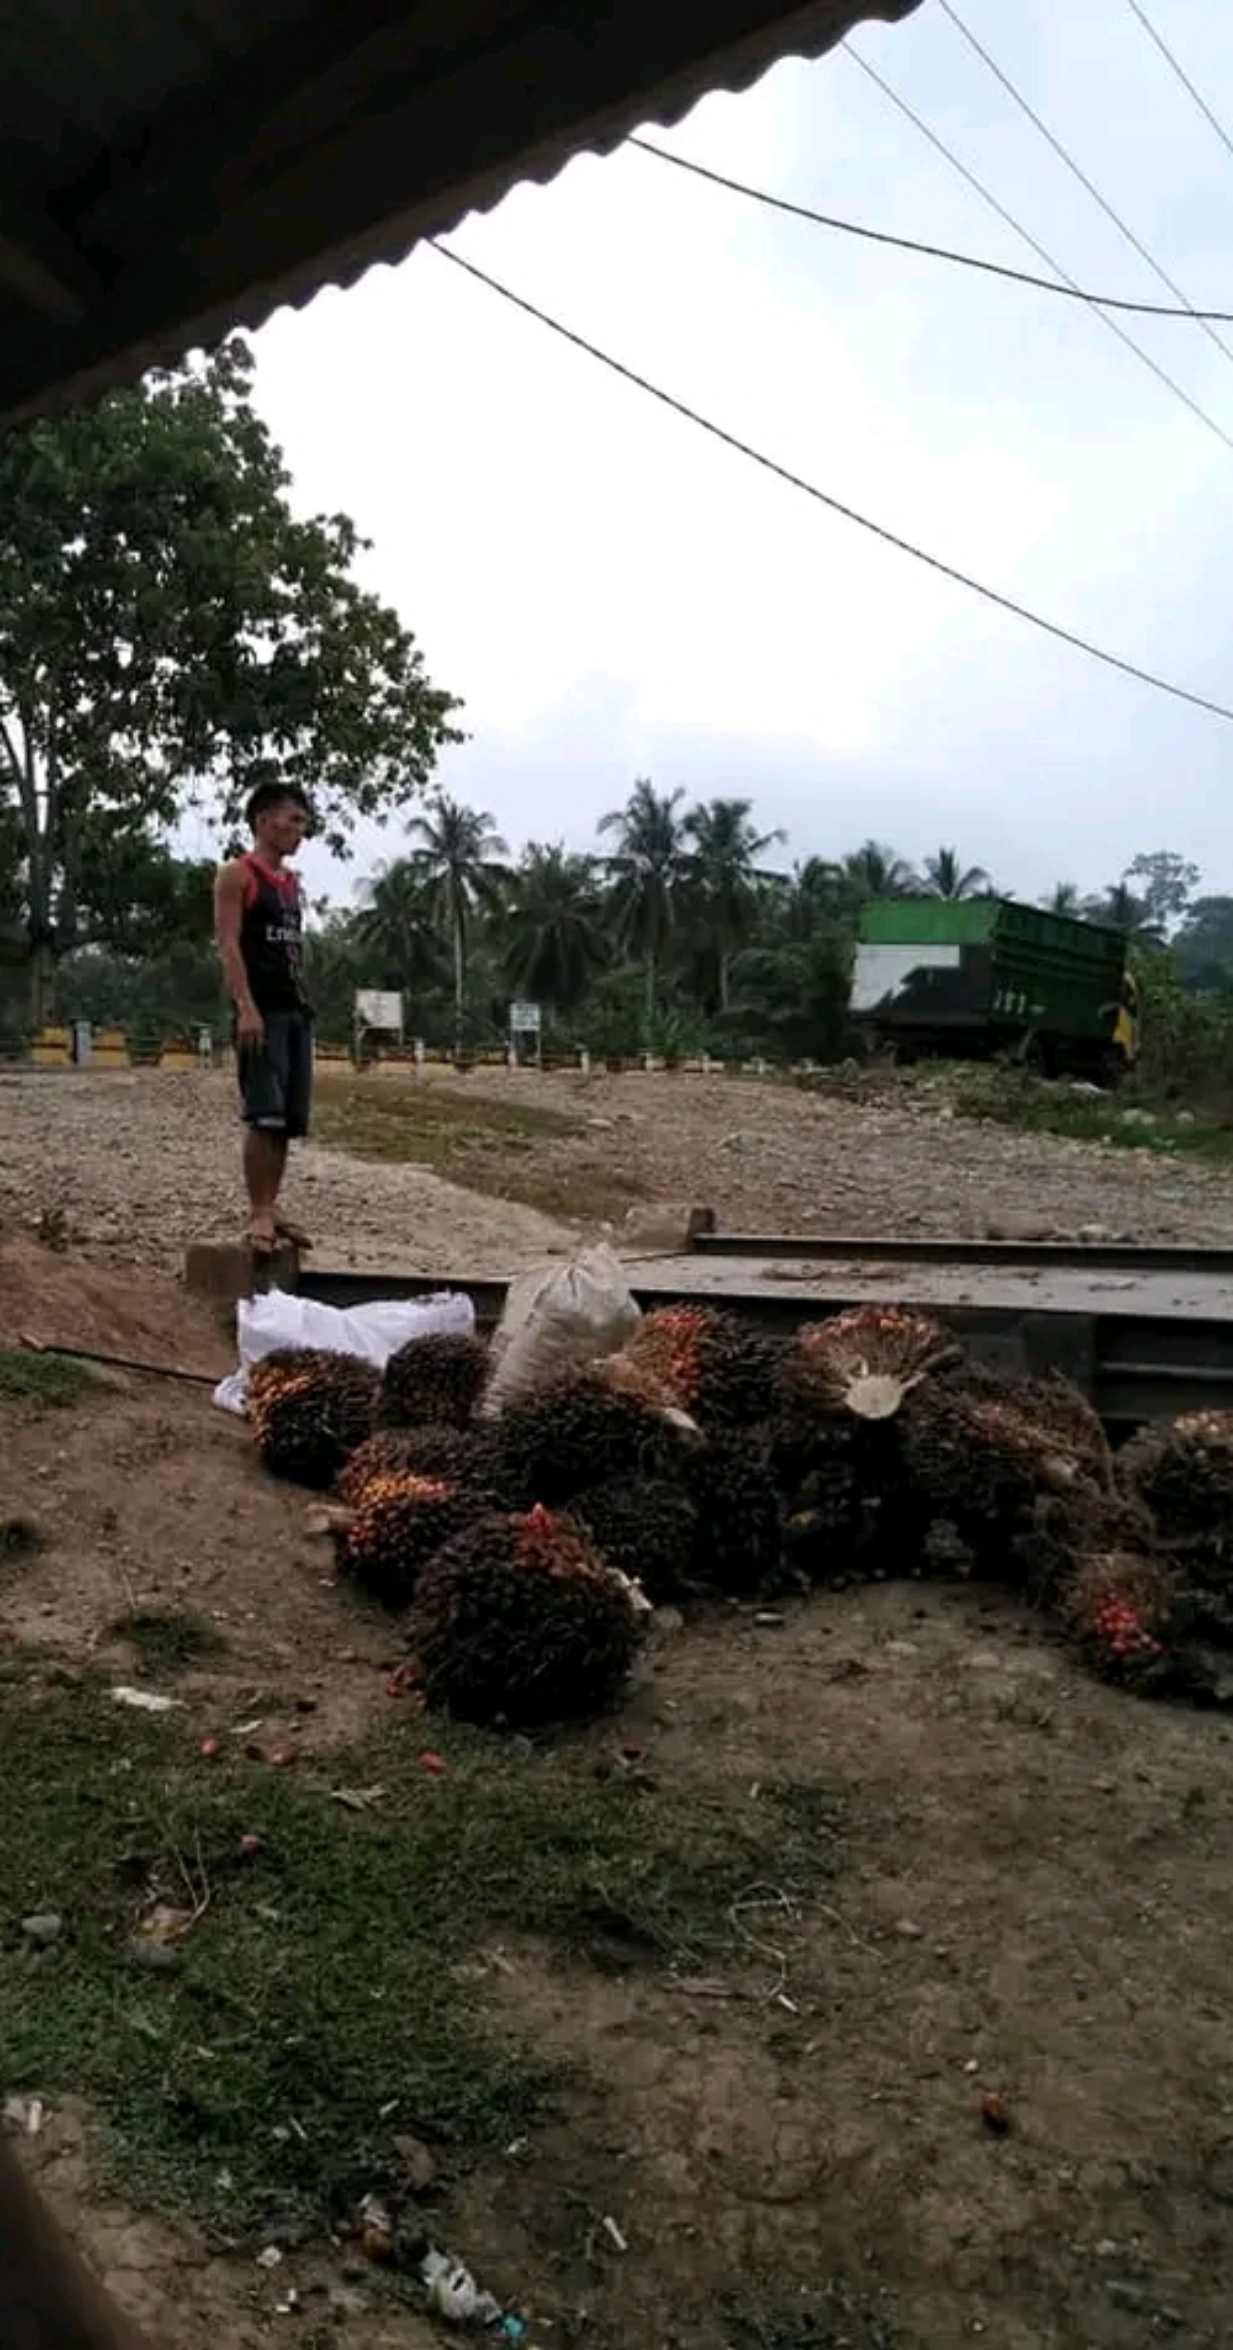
[2,1065,1232,1269]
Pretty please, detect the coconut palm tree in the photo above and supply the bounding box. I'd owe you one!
[923,846,991,901]
[841,840,918,903]
[598,780,691,1044]
[684,797,786,1011]
[406,794,508,1050]
[1042,881,1082,916]
[503,843,607,1016]
[1089,880,1163,944]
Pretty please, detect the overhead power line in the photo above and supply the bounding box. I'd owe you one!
[938,0,1233,371]
[427,237,1233,726]
[844,43,1233,456]
[629,135,1233,321]
[1123,0,1233,165]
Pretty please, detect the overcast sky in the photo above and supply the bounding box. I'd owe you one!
[248,0,1233,910]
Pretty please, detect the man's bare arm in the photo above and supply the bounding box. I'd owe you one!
[213,864,263,1044]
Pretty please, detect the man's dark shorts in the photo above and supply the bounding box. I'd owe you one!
[238,1009,314,1140]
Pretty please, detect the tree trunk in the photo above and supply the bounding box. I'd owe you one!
[719,950,730,1014]
[644,951,656,1051]
[28,939,56,1030]
[453,914,465,1057]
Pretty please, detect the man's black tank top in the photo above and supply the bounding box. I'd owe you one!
[239,856,308,1014]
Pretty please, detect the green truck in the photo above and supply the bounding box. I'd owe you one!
[850,898,1140,1082]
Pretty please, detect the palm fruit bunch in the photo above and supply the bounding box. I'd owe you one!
[678,1430,783,1597]
[479,1369,695,1512]
[407,1503,646,1727]
[335,1471,471,1609]
[1010,1479,1156,1611]
[770,1412,910,1585]
[609,1305,781,1430]
[569,1478,699,1606]
[381,1332,489,1430]
[249,1349,381,1489]
[1118,1410,1233,1549]
[902,1375,1098,1569]
[1054,1550,1179,1694]
[337,1425,480,1507]
[778,1307,961,1425]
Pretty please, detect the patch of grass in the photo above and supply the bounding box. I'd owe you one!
[104,1609,230,1678]
[314,1077,646,1224]
[0,1349,99,1410]
[952,1068,1233,1161]
[0,1666,837,2246]
[722,2276,906,2348]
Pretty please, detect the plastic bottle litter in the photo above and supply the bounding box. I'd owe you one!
[420,2246,504,2326]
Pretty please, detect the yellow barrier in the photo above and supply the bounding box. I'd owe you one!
[93,1028,130,1067]
[157,1046,197,1071]
[32,1025,71,1067]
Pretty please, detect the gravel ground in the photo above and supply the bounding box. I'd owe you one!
[431,1064,1233,1245]
[0,1070,574,1273]
[2,1064,1232,1272]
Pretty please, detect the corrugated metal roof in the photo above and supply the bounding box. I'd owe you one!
[0,0,921,427]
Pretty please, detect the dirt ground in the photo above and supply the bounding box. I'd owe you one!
[2,1240,1232,2348]
[3,1064,1233,1278]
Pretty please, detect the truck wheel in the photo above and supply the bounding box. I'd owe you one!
[1021,1032,1054,1078]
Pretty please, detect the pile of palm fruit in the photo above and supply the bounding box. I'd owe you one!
[246,1303,1233,1727]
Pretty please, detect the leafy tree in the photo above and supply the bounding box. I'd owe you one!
[684,797,785,1011]
[503,844,608,1016]
[0,338,461,1018]
[923,846,991,901]
[1124,851,1200,937]
[599,781,692,1045]
[406,795,508,1051]
[1173,896,1233,989]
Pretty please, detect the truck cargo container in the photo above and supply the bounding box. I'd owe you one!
[850,898,1139,1081]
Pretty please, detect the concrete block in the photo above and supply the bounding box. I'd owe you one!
[184,1239,299,1305]
[619,1202,714,1255]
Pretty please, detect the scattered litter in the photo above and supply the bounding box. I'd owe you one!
[979,2090,1012,2135]
[137,1903,195,1948]
[387,1662,420,1700]
[274,2290,299,2316]
[420,2246,504,2325]
[753,1610,786,1628]
[232,1718,264,1738]
[329,1785,387,1812]
[602,2216,629,2255]
[112,1686,181,1714]
[256,2245,284,2271]
[418,1750,448,1775]
[199,1737,220,1760]
[359,2193,393,2262]
[240,1833,263,1856]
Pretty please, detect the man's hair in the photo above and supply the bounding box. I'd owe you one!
[245,773,312,832]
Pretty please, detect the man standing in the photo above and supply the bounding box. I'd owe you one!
[214,776,314,1255]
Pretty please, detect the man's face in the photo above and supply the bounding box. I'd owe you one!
[256,797,309,859]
